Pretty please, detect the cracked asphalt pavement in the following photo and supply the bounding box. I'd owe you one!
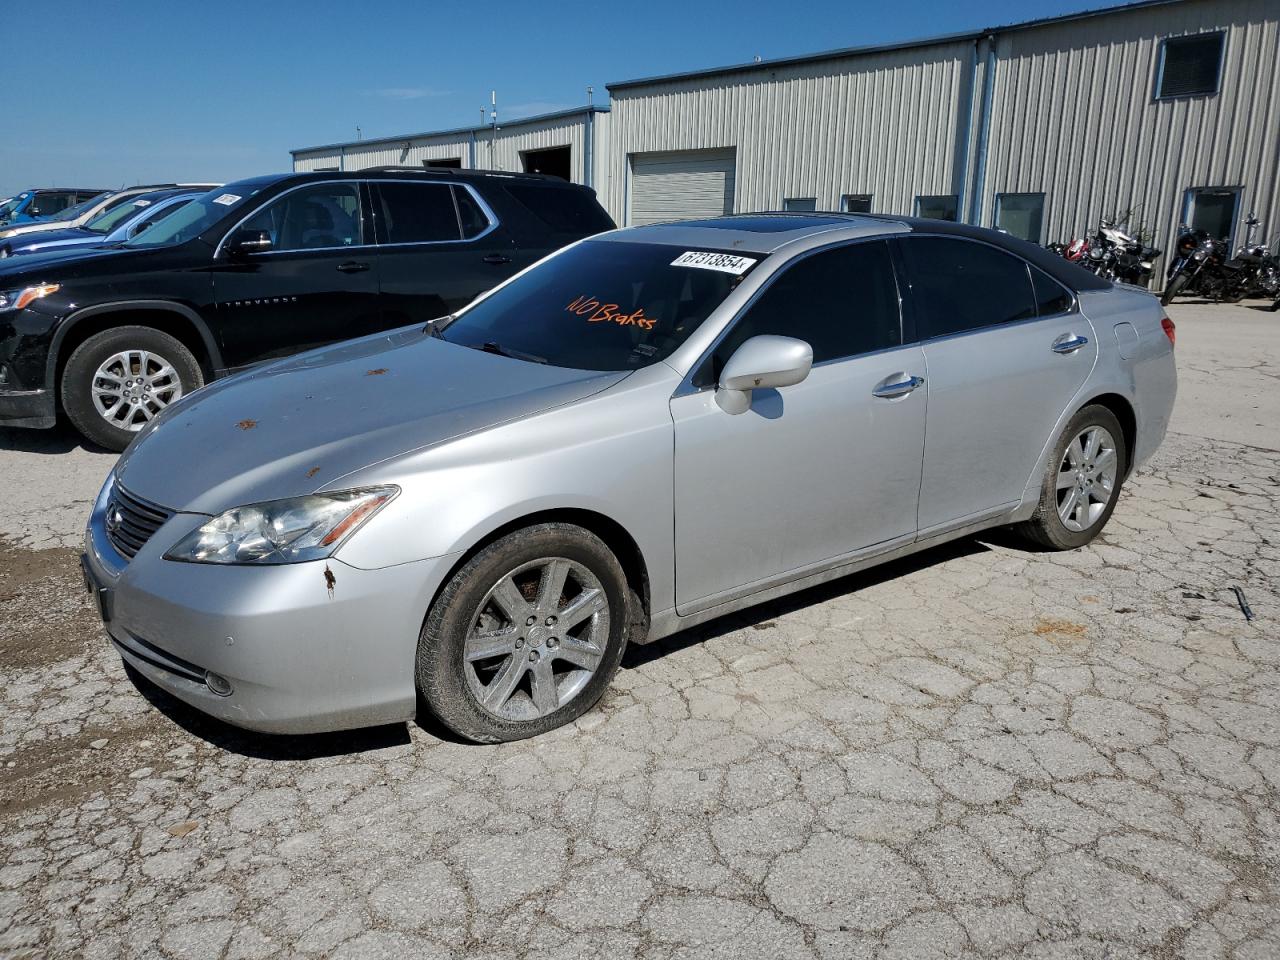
[1,300,1277,959]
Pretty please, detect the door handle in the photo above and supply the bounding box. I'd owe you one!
[872,373,925,399]
[336,261,370,273]
[1052,334,1089,354]
[482,254,512,265]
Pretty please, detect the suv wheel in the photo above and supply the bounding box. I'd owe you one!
[61,326,203,451]
[417,523,634,743]
[1017,404,1128,550]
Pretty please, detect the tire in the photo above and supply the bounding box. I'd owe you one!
[416,523,636,743]
[1160,273,1188,306]
[1016,404,1128,551]
[61,326,204,451]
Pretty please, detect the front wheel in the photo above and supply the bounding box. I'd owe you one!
[61,326,203,451]
[1160,273,1188,306]
[1016,405,1128,551]
[416,523,634,743]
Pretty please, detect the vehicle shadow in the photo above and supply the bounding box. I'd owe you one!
[0,422,112,455]
[124,663,414,760]
[623,534,993,670]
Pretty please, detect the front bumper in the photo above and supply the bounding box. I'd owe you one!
[83,478,459,734]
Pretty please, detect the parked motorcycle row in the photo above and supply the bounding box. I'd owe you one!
[1049,215,1280,312]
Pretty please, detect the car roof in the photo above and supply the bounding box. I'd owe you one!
[605,212,1111,291]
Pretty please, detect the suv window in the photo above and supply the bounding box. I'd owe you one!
[30,191,72,217]
[697,241,901,386]
[900,237,1036,338]
[453,186,491,239]
[375,182,460,244]
[241,183,363,251]
[503,183,614,235]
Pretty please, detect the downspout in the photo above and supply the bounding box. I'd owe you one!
[955,39,980,223]
[339,145,346,172]
[968,34,998,227]
[469,130,477,169]
[584,109,594,189]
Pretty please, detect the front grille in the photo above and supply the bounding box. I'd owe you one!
[106,484,174,559]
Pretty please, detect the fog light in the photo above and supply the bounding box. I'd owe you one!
[205,671,233,697]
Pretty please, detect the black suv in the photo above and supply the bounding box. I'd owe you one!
[0,169,615,449]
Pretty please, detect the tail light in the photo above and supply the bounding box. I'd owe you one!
[1161,315,1176,346]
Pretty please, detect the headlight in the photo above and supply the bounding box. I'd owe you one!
[0,283,59,312]
[164,486,398,564]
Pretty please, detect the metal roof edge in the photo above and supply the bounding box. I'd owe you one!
[605,0,1187,92]
[290,104,611,156]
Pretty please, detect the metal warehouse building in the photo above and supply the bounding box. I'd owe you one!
[293,0,1280,253]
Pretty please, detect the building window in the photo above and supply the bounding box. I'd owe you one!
[994,192,1046,244]
[1156,32,1225,99]
[783,197,817,212]
[915,195,959,221]
[841,194,872,213]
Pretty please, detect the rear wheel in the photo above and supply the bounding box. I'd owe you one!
[1017,404,1127,551]
[61,326,203,451]
[1160,273,1188,306]
[416,523,633,743]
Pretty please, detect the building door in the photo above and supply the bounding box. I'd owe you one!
[521,146,571,181]
[1182,187,1241,245]
[628,149,736,225]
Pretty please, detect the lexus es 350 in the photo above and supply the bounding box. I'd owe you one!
[82,213,1177,743]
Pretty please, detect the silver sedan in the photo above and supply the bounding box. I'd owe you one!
[82,213,1177,742]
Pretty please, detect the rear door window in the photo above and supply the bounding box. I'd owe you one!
[899,237,1037,339]
[374,182,460,244]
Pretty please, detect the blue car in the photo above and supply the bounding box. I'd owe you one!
[0,187,106,226]
[0,188,211,259]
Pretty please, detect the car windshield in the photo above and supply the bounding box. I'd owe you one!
[440,240,758,371]
[49,193,109,221]
[85,194,166,234]
[123,183,268,248]
[0,195,26,219]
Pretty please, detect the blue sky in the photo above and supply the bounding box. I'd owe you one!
[3,0,1121,197]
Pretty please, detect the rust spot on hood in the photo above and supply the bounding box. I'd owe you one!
[366,368,389,376]
[306,467,320,478]
[324,565,336,598]
[236,419,257,430]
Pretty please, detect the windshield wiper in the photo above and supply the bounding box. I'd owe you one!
[479,340,547,364]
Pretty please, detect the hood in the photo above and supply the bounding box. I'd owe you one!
[2,227,97,255]
[0,243,134,279]
[115,327,627,514]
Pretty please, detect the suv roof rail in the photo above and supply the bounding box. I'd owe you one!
[354,166,567,183]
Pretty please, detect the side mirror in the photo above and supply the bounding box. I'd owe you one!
[716,335,812,415]
[226,228,273,256]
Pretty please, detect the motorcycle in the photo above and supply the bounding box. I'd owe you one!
[1055,219,1160,287]
[1162,216,1280,305]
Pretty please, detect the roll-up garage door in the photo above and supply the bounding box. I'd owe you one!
[628,149,736,226]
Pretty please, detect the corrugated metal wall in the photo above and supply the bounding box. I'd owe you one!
[291,111,613,203]
[980,0,1280,252]
[605,41,976,223]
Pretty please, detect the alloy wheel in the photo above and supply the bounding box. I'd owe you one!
[464,557,610,721]
[90,349,183,431]
[1056,425,1118,532]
